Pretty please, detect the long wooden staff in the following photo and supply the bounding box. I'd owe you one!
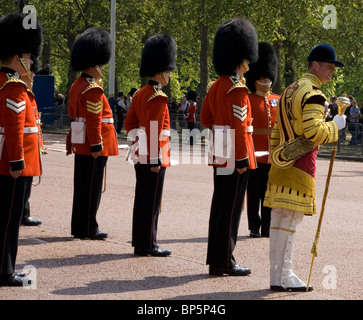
[306,96,350,291]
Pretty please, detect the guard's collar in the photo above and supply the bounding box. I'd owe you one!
[149,79,162,89]
[256,90,270,97]
[0,66,20,78]
[81,72,93,79]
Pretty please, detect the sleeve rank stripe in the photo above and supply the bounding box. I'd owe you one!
[86,100,102,114]
[232,104,247,122]
[86,100,102,107]
[6,99,26,113]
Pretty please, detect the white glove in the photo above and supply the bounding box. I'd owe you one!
[333,114,346,130]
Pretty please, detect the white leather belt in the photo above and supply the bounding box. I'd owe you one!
[0,126,38,134]
[213,125,253,133]
[75,117,114,124]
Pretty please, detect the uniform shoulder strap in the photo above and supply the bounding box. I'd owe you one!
[0,73,27,90]
[81,78,104,94]
[227,75,247,94]
[147,85,168,102]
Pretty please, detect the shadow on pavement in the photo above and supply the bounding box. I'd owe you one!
[51,273,209,296]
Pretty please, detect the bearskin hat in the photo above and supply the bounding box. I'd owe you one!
[30,56,40,73]
[245,42,278,92]
[129,88,138,96]
[71,28,112,71]
[139,33,177,78]
[187,90,197,102]
[0,12,43,60]
[213,18,258,76]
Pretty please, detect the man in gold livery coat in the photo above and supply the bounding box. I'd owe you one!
[264,43,346,292]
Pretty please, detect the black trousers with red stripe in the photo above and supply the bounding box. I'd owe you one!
[132,164,166,249]
[206,167,248,268]
[0,175,32,278]
[71,154,108,237]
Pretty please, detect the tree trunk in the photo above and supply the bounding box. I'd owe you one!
[140,32,150,88]
[41,37,51,71]
[65,8,77,105]
[284,40,297,87]
[199,0,209,103]
[272,40,282,94]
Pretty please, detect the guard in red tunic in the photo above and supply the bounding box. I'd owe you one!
[245,42,279,238]
[185,90,197,145]
[68,28,118,240]
[201,18,258,276]
[124,33,176,257]
[20,55,44,227]
[0,12,42,287]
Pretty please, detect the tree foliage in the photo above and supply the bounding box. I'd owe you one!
[1,0,362,104]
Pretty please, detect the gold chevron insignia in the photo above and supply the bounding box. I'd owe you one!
[86,100,102,114]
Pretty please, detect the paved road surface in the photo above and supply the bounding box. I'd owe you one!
[1,134,362,305]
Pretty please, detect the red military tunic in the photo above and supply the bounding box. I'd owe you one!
[201,75,256,170]
[185,102,197,123]
[68,75,118,156]
[27,88,44,154]
[0,71,42,177]
[124,82,170,167]
[249,92,279,164]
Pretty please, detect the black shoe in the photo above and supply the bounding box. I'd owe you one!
[89,232,108,240]
[15,272,26,277]
[0,274,31,287]
[270,285,313,292]
[134,247,171,257]
[21,217,42,226]
[209,265,251,276]
[249,230,260,238]
[74,232,108,240]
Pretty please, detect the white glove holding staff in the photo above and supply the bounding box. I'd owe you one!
[333,114,346,130]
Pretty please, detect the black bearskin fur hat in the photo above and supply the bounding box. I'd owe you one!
[213,18,258,76]
[245,42,278,92]
[71,28,112,71]
[30,56,40,73]
[139,33,177,78]
[0,12,43,60]
[187,90,197,102]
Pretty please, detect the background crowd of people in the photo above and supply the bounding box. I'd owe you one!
[326,95,363,145]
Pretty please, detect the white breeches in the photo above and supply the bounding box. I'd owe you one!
[270,208,306,288]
